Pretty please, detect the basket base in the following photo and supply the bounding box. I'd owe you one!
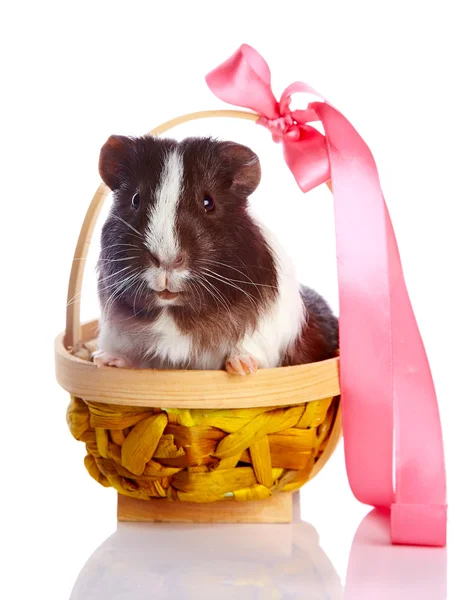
[117,492,293,524]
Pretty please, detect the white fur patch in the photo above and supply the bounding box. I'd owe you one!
[239,224,305,368]
[96,319,140,360]
[145,150,184,263]
[148,309,192,365]
[146,309,228,369]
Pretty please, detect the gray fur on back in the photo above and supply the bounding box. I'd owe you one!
[300,285,339,349]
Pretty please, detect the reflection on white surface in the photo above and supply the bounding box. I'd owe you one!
[345,510,447,600]
[70,504,446,599]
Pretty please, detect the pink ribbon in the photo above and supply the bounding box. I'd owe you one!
[206,44,447,546]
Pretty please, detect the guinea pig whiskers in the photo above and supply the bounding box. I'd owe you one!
[185,280,203,309]
[103,269,141,292]
[99,267,140,292]
[103,270,142,315]
[74,252,143,262]
[202,258,279,278]
[98,265,133,284]
[66,292,83,307]
[190,275,230,313]
[201,259,257,281]
[110,215,143,238]
[189,277,221,311]
[97,256,141,264]
[200,265,278,290]
[198,276,231,313]
[193,271,247,312]
[132,280,148,316]
[199,269,261,310]
[100,242,142,251]
[98,271,140,295]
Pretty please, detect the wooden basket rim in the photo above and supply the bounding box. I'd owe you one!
[55,320,340,409]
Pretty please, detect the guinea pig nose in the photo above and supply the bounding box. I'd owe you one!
[172,253,185,268]
[166,253,186,270]
[155,253,187,270]
[149,254,161,268]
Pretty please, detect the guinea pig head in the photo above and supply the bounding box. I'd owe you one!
[98,135,277,317]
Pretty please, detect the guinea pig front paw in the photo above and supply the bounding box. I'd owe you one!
[93,351,132,369]
[225,354,259,376]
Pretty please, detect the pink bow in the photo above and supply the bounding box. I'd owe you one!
[206,44,447,546]
[206,45,330,192]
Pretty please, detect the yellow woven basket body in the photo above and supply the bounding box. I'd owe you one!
[55,110,342,507]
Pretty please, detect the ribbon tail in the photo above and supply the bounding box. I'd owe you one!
[384,203,447,546]
[282,126,330,192]
[315,102,447,546]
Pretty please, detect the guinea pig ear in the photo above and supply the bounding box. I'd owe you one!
[219,142,261,196]
[98,135,135,191]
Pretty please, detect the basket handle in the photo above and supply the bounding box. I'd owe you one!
[64,109,259,349]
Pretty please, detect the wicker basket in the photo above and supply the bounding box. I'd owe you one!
[54,110,342,523]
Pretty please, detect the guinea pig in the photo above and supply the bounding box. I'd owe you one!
[93,135,338,375]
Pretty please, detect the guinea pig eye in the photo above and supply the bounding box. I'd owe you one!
[203,195,215,213]
[131,191,140,210]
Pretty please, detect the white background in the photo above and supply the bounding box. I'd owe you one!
[1,1,467,598]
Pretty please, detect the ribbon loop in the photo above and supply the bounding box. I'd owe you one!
[205,44,279,119]
[206,44,447,547]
